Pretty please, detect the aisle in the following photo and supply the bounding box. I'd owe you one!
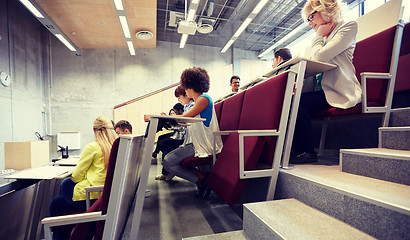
[122,158,243,240]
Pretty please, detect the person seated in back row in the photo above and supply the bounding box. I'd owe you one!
[291,0,361,164]
[155,87,195,181]
[272,48,292,68]
[152,104,184,159]
[162,67,223,199]
[114,120,133,135]
[49,116,117,240]
[230,75,241,93]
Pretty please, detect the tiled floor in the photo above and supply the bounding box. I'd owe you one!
[122,158,243,240]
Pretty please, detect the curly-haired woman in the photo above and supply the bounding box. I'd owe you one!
[163,67,223,198]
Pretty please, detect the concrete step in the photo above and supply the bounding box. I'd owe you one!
[275,164,410,239]
[340,148,410,185]
[379,127,410,151]
[182,230,248,240]
[389,107,410,127]
[243,199,375,240]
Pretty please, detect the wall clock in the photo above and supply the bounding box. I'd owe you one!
[0,71,11,87]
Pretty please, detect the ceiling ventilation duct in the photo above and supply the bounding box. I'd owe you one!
[197,18,215,34]
[135,30,153,40]
[197,0,215,34]
[206,0,214,17]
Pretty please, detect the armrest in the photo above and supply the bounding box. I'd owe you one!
[42,212,103,226]
[85,185,104,192]
[42,212,104,240]
[360,72,391,78]
[360,72,393,114]
[237,129,278,136]
[85,185,103,210]
[213,130,238,136]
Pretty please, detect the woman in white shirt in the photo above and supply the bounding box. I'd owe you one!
[291,0,361,164]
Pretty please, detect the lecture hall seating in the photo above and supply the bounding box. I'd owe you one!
[181,71,295,206]
[313,22,407,153]
[42,135,146,240]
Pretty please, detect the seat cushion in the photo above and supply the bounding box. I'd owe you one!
[180,156,213,168]
[312,102,383,118]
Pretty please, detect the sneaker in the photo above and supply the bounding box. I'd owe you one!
[155,174,166,180]
[164,173,175,182]
[289,152,318,164]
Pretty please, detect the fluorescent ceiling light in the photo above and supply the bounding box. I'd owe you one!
[233,18,252,38]
[119,16,131,38]
[113,0,124,11]
[20,0,44,18]
[252,0,269,14]
[180,34,188,48]
[221,0,268,53]
[55,34,76,51]
[258,24,306,58]
[192,0,200,4]
[127,41,135,55]
[221,39,234,53]
[187,9,196,21]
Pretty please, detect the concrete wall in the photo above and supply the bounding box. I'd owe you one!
[49,40,256,154]
[0,0,50,169]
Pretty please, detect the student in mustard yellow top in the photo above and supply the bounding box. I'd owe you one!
[49,116,117,240]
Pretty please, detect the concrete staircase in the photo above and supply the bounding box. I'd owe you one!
[183,108,410,240]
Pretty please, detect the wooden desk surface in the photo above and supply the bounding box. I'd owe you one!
[54,156,80,166]
[4,165,75,180]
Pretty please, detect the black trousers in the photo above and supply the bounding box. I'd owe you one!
[292,90,331,155]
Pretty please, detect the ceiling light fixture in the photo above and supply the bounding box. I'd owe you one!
[221,39,234,53]
[179,0,200,49]
[233,18,252,38]
[221,0,269,53]
[258,23,307,58]
[19,0,80,55]
[127,41,135,55]
[119,16,131,38]
[19,0,44,18]
[113,0,135,56]
[113,0,124,11]
[180,34,189,48]
[55,34,76,51]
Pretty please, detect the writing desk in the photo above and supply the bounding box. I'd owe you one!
[4,166,75,180]
[269,57,337,170]
[53,156,80,166]
[5,165,75,240]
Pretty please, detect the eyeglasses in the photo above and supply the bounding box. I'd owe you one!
[307,10,317,23]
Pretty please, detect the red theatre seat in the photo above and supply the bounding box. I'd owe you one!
[68,138,120,240]
[207,72,289,206]
[313,24,399,119]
